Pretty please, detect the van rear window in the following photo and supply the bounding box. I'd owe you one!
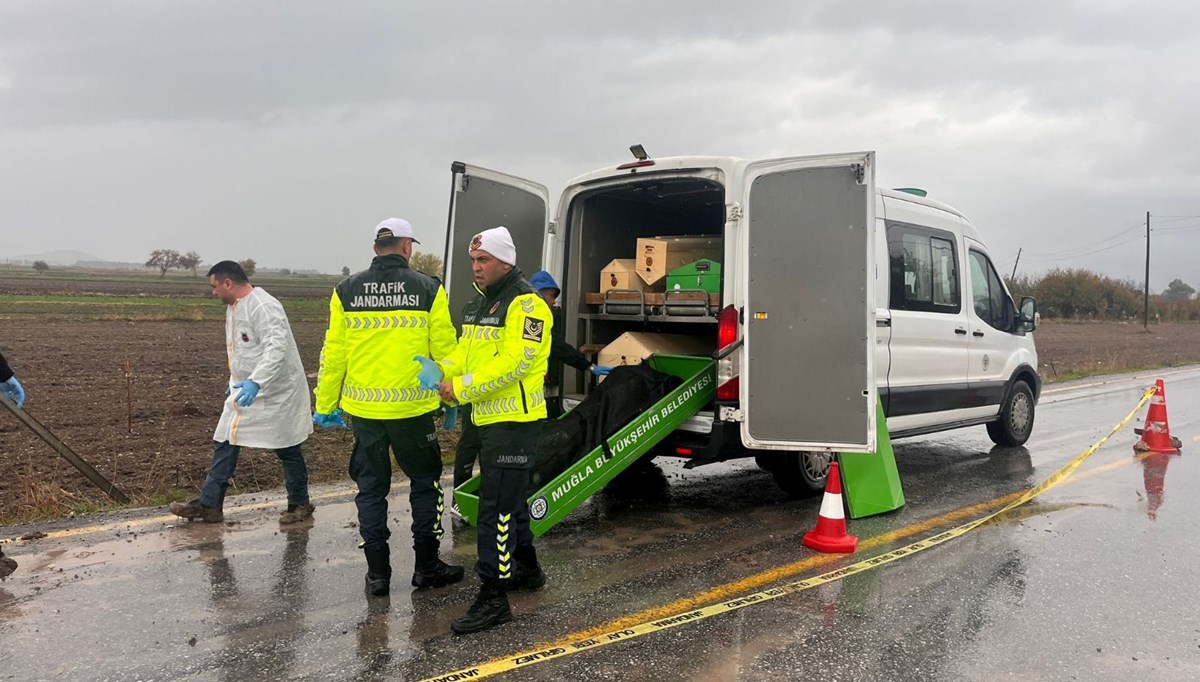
[887,224,962,314]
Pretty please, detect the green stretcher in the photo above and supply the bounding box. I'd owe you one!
[453,354,715,538]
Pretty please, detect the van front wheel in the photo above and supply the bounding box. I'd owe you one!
[987,380,1035,446]
[755,451,830,498]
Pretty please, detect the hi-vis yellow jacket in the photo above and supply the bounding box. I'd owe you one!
[438,269,552,426]
[314,255,456,420]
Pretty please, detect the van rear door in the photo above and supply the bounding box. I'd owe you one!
[740,152,877,452]
[444,162,550,327]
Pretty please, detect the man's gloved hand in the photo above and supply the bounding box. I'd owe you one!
[442,404,458,431]
[1,376,26,409]
[413,356,443,391]
[590,365,613,376]
[232,380,260,407]
[313,409,348,429]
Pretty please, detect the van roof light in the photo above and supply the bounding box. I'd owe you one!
[618,144,655,170]
[894,187,928,197]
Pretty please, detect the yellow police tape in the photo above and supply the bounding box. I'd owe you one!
[420,385,1157,682]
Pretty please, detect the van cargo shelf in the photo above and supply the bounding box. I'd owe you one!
[582,289,720,323]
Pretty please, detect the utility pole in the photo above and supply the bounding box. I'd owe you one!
[1010,248,1022,280]
[1143,211,1150,330]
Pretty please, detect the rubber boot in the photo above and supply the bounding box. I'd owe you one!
[411,539,465,590]
[451,579,512,635]
[508,544,546,592]
[364,546,391,597]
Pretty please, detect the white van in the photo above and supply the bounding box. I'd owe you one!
[442,151,1040,495]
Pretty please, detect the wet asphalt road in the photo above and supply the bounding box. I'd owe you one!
[1,368,1198,681]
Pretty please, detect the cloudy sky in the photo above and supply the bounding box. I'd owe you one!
[1,1,1197,288]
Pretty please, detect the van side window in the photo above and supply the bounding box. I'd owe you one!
[887,224,961,314]
[968,250,1013,331]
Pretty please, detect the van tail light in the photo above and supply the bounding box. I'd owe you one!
[716,304,740,401]
[717,375,739,401]
[718,305,738,350]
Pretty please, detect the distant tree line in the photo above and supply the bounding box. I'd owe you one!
[1007,268,1200,321]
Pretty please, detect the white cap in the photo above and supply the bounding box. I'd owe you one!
[469,226,517,266]
[374,218,420,244]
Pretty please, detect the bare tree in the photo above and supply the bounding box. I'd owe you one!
[341,266,351,277]
[146,249,181,277]
[32,260,50,274]
[238,258,257,277]
[178,251,203,277]
[409,251,443,279]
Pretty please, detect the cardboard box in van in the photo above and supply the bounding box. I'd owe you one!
[598,332,712,368]
[635,236,721,286]
[599,259,649,293]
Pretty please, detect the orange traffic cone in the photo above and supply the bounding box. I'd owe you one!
[802,461,858,553]
[1134,379,1182,455]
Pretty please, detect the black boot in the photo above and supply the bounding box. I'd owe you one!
[412,539,465,590]
[364,546,391,597]
[451,579,512,635]
[509,544,546,592]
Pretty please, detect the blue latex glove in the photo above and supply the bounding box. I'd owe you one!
[313,409,349,429]
[590,365,613,376]
[413,355,443,391]
[232,380,260,407]
[442,404,458,431]
[2,376,25,409]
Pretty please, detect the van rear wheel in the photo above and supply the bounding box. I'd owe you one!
[755,451,830,498]
[987,380,1035,446]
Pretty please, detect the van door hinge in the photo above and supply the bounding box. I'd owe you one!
[548,220,558,235]
[725,202,743,223]
[719,406,744,422]
[851,163,864,184]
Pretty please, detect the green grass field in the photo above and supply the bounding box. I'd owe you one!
[0,265,339,321]
[0,294,332,321]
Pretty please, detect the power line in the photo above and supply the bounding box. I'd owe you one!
[1018,234,1144,263]
[1023,222,1143,259]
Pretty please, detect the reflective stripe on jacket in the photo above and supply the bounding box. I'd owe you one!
[314,254,457,420]
[438,269,552,426]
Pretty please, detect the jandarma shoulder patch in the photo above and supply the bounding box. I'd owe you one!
[522,316,544,342]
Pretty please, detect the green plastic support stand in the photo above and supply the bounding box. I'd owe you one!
[838,399,905,519]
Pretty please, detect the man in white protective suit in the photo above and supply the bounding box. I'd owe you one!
[169,260,315,524]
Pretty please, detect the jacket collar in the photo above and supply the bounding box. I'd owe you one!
[370,254,411,270]
[483,268,523,302]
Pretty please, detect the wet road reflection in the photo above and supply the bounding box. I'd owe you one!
[1139,452,1176,521]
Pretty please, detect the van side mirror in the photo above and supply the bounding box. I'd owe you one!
[1019,296,1038,333]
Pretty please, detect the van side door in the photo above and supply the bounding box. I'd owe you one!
[965,240,1019,413]
[444,162,550,328]
[881,208,970,432]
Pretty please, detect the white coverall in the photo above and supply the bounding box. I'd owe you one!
[212,287,313,448]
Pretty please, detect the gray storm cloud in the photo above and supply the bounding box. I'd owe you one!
[0,1,1196,287]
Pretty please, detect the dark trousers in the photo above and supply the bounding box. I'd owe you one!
[200,440,309,509]
[475,420,540,581]
[452,405,481,489]
[349,412,444,553]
